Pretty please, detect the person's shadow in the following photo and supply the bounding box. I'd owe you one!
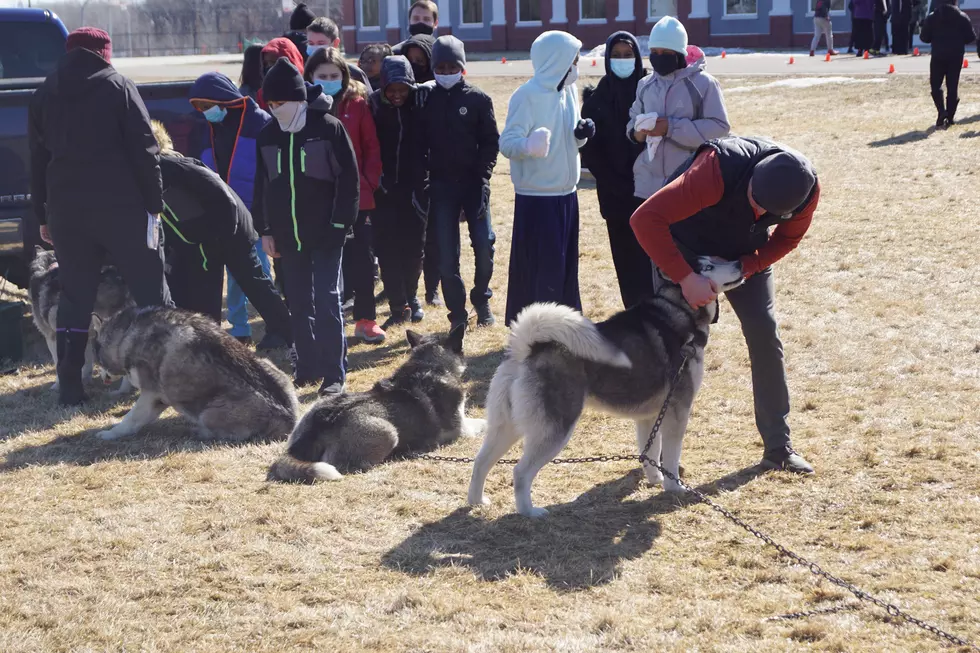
[381,464,766,591]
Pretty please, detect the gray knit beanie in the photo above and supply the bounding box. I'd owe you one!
[432,35,466,69]
[751,152,816,215]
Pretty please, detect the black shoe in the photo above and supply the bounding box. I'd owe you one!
[318,381,346,397]
[56,330,89,406]
[341,297,355,314]
[256,333,289,351]
[937,113,948,129]
[408,297,425,323]
[761,446,815,474]
[425,290,444,307]
[234,335,254,347]
[475,303,496,327]
[381,306,411,330]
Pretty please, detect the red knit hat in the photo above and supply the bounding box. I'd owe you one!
[66,27,112,63]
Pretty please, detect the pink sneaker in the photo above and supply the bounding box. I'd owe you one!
[355,319,386,344]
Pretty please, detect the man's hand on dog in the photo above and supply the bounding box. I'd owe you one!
[680,272,718,309]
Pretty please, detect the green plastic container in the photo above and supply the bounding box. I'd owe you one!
[0,300,25,366]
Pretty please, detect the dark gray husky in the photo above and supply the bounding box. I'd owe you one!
[467,257,746,518]
[268,327,486,483]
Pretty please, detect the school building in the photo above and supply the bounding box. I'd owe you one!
[340,0,870,53]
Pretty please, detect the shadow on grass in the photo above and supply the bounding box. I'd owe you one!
[0,379,135,442]
[382,464,767,591]
[868,126,937,147]
[463,347,506,410]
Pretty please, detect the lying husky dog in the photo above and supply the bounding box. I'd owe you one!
[92,306,299,441]
[467,257,745,517]
[29,247,133,392]
[268,327,485,483]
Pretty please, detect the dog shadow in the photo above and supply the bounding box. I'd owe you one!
[0,379,135,442]
[462,347,507,409]
[1,410,262,470]
[381,464,767,591]
[347,339,410,372]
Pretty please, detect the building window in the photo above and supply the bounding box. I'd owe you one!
[809,0,845,11]
[519,0,541,21]
[461,0,484,23]
[648,0,677,17]
[581,0,605,20]
[725,0,757,15]
[361,0,380,26]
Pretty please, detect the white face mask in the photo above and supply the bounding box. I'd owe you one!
[434,72,462,90]
[565,64,579,86]
[271,101,308,133]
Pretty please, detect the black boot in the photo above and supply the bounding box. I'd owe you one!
[56,330,89,406]
[932,90,947,129]
[946,97,958,127]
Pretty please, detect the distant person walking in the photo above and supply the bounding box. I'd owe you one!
[28,28,171,405]
[852,0,876,55]
[811,0,838,56]
[872,0,891,55]
[920,0,977,127]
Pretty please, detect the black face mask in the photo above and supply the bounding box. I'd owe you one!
[409,22,434,36]
[411,63,431,82]
[650,52,685,77]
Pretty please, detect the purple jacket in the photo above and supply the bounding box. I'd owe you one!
[853,0,874,20]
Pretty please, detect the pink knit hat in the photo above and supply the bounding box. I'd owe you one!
[685,45,704,66]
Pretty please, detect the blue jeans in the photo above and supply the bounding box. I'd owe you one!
[430,180,495,325]
[280,245,347,385]
[227,242,271,337]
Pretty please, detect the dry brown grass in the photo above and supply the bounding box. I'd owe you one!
[1,74,979,652]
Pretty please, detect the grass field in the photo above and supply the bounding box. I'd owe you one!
[1,74,978,652]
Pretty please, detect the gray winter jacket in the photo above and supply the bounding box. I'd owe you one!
[626,55,730,199]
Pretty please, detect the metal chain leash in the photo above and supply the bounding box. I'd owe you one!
[766,603,860,622]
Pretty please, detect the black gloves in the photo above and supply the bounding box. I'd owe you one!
[574,118,596,140]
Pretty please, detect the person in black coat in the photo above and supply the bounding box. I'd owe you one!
[873,0,891,54]
[28,28,171,405]
[417,36,500,329]
[254,59,360,395]
[151,122,292,346]
[891,0,912,54]
[580,31,651,309]
[920,0,977,127]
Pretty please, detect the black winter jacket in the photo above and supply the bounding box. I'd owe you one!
[920,1,977,58]
[28,48,163,225]
[417,80,499,187]
[159,154,257,248]
[368,57,428,198]
[253,86,360,253]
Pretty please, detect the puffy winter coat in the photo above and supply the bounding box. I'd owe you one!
[336,90,382,211]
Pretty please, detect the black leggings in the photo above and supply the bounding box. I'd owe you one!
[930,54,963,108]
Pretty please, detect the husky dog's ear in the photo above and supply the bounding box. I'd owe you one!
[406,330,424,349]
[444,324,465,355]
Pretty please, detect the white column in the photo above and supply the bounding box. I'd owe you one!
[617,0,634,21]
[387,0,400,28]
[552,0,567,23]
[493,0,507,24]
[769,0,792,15]
[688,0,709,18]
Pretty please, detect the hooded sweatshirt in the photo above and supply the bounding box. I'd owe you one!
[919,0,977,58]
[190,72,272,210]
[398,34,435,83]
[580,31,646,206]
[499,31,586,197]
[626,49,730,200]
[28,48,162,225]
[257,39,306,109]
[367,56,427,195]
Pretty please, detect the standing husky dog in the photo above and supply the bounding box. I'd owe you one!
[468,257,745,518]
[92,306,299,441]
[29,247,133,392]
[268,327,485,483]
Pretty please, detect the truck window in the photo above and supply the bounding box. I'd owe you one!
[0,22,65,79]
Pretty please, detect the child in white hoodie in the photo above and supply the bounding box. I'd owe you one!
[499,30,594,325]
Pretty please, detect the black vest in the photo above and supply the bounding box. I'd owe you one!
[667,136,817,264]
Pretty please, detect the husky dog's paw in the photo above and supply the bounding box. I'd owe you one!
[468,493,491,507]
[463,418,487,437]
[663,478,686,494]
[644,467,664,487]
[522,506,550,519]
[97,427,129,441]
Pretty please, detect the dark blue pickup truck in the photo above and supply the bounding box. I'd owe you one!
[0,8,202,287]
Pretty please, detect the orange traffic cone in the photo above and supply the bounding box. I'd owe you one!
[863,50,869,59]
[825,52,831,62]
[501,57,507,64]
[592,59,597,66]
[913,47,920,56]
[462,68,467,75]
[721,49,727,58]
[789,56,795,64]
[888,63,895,73]
[964,58,969,69]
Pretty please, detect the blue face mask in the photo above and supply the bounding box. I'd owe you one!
[203,105,227,123]
[307,45,324,57]
[315,79,343,96]
[609,58,636,79]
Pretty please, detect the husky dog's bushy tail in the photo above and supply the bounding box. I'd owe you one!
[267,454,342,483]
[508,303,632,368]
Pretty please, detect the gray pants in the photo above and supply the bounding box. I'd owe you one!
[653,265,791,454]
[812,17,834,53]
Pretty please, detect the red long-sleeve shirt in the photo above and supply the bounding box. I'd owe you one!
[629,149,820,282]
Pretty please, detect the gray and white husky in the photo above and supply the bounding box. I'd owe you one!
[28,247,133,392]
[92,306,299,442]
[268,326,486,483]
[467,257,745,518]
